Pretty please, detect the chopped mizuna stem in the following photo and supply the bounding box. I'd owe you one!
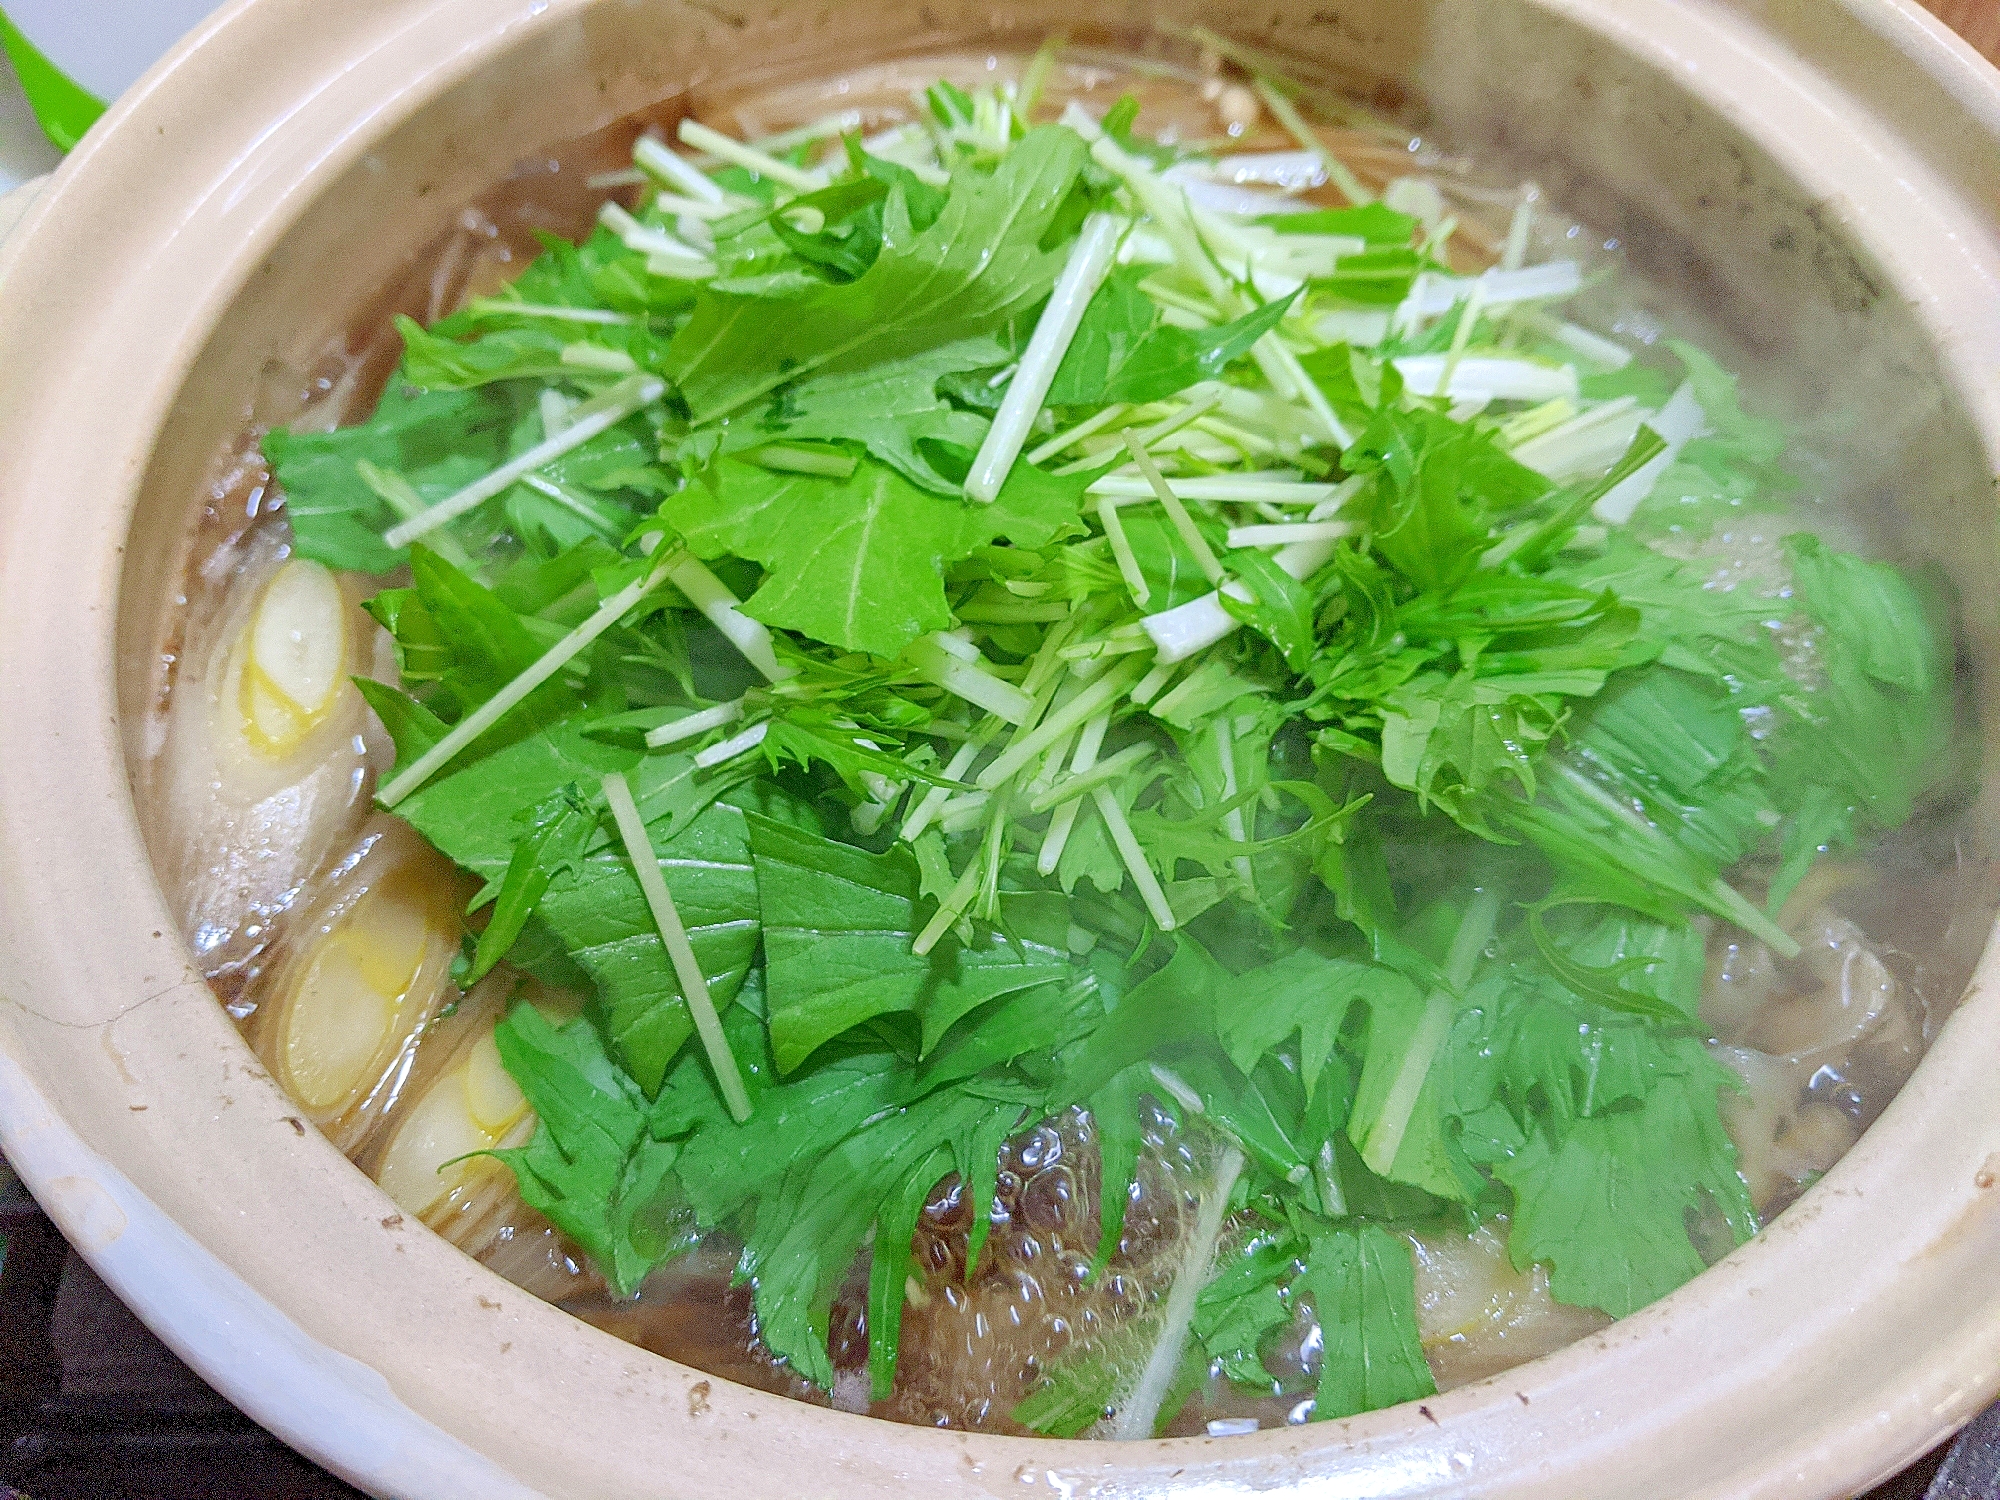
[1499,396,1582,448]
[1089,474,1342,505]
[599,202,706,261]
[1059,632,1153,664]
[659,552,792,683]
[1251,79,1371,206]
[586,166,647,190]
[1026,742,1156,814]
[1027,402,1133,465]
[518,475,621,539]
[1148,1063,1206,1117]
[1160,167,1318,219]
[1433,277,1489,398]
[1130,658,1180,706]
[643,698,746,750]
[1144,589,1246,664]
[1224,520,1355,548]
[977,658,1148,791]
[693,719,770,769]
[1395,264,1581,332]
[648,189,736,221]
[1092,785,1176,931]
[1194,148,1326,191]
[601,771,753,1123]
[383,375,664,549]
[955,598,1074,624]
[1213,717,1255,889]
[470,299,636,325]
[1357,987,1454,1177]
[749,108,865,155]
[1037,708,1111,874]
[1593,381,1705,524]
[1501,184,1539,272]
[905,634,1035,725]
[645,252,718,281]
[902,736,986,842]
[1123,434,1225,585]
[912,859,982,956]
[1551,319,1635,370]
[1142,527,1346,663]
[539,388,572,436]
[1099,498,1150,606]
[633,135,727,202]
[1356,889,1498,1174]
[1509,397,1644,482]
[562,343,639,373]
[1015,35,1060,113]
[677,118,828,194]
[937,791,992,834]
[1110,1144,1244,1440]
[1314,307,1394,347]
[354,462,474,570]
[1132,388,1225,452]
[1393,354,1577,404]
[966,212,1124,503]
[930,630,981,661]
[379,571,659,806]
[747,443,858,478]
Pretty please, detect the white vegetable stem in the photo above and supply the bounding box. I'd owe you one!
[1251,78,1371,206]
[1088,474,1343,504]
[1123,433,1224,584]
[693,719,771,769]
[378,572,659,807]
[1037,707,1111,875]
[656,551,792,683]
[977,658,1147,791]
[904,633,1035,724]
[1094,786,1176,932]
[966,212,1124,503]
[1593,381,1705,524]
[644,698,745,750]
[1142,509,1355,665]
[633,135,727,202]
[383,376,664,550]
[1111,1144,1246,1440]
[677,118,828,194]
[902,736,986,843]
[601,771,753,1124]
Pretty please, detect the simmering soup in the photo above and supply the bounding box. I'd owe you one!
[141,37,1989,1439]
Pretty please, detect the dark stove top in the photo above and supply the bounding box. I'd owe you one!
[0,1162,1992,1500]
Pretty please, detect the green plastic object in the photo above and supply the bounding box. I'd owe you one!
[0,6,104,151]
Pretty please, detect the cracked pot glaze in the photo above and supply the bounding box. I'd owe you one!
[2,1,2000,1496]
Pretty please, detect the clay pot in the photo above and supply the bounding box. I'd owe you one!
[1,2,1997,1496]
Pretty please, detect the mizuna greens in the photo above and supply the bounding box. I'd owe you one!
[262,68,1953,1434]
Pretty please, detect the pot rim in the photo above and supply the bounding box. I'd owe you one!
[1,2,1999,1497]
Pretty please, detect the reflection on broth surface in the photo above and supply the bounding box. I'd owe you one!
[144,38,1989,1439]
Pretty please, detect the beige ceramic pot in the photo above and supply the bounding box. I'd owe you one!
[2,1,2000,1496]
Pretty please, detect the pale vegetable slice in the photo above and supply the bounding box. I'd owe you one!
[240,558,349,755]
[375,1027,531,1220]
[276,865,442,1116]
